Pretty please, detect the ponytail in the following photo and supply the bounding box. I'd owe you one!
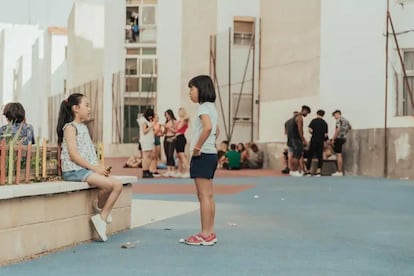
[56,93,84,145]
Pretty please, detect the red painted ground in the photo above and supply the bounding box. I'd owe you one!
[132,183,255,195]
[106,157,282,178]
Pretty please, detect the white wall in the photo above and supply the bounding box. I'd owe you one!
[320,0,414,136]
[0,0,74,29]
[103,0,125,144]
[157,0,183,115]
[216,0,261,143]
[0,25,40,107]
[67,0,105,88]
[50,34,68,96]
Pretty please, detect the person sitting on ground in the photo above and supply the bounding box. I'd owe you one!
[0,102,35,145]
[237,142,248,164]
[124,150,142,168]
[217,140,229,168]
[242,143,264,169]
[223,143,241,170]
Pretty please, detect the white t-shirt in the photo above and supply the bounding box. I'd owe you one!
[190,102,218,154]
[138,116,154,151]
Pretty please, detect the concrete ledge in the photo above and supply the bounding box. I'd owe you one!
[0,175,137,265]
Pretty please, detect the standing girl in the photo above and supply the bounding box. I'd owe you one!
[163,109,177,177]
[57,93,122,242]
[150,113,162,177]
[175,107,190,178]
[138,108,155,178]
[184,75,219,246]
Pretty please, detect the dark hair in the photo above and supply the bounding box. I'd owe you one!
[143,108,154,121]
[332,109,341,116]
[56,93,85,145]
[301,105,311,113]
[237,143,245,152]
[222,140,229,146]
[188,75,216,103]
[251,143,259,153]
[230,143,236,150]
[164,109,176,123]
[3,102,26,123]
[316,109,325,117]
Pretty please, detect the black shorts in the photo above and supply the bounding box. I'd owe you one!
[334,138,346,154]
[175,134,187,153]
[291,139,304,159]
[190,153,218,179]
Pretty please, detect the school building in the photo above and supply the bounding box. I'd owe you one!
[0,0,413,178]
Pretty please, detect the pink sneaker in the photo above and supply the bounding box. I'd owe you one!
[184,233,217,246]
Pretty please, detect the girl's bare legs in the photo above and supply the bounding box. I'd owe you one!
[97,190,110,209]
[178,152,189,174]
[195,178,215,236]
[142,151,152,171]
[87,174,122,220]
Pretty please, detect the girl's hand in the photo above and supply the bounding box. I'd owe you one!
[92,165,109,177]
[192,148,201,157]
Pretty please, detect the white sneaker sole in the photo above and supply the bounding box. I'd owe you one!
[93,200,112,224]
[91,215,108,242]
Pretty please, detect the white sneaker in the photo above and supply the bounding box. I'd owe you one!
[331,171,343,176]
[171,171,181,178]
[180,172,190,178]
[163,171,172,177]
[91,214,108,242]
[93,200,112,224]
[293,171,303,177]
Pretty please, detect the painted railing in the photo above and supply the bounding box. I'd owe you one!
[0,140,104,185]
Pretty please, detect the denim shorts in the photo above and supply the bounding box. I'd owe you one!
[190,153,218,179]
[62,168,93,182]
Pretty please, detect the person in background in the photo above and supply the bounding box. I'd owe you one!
[286,105,311,176]
[305,109,328,176]
[0,102,35,145]
[163,109,177,177]
[217,140,229,168]
[223,143,241,170]
[150,114,162,177]
[138,108,155,178]
[243,143,264,169]
[283,111,299,174]
[331,109,352,176]
[237,142,249,164]
[175,107,190,178]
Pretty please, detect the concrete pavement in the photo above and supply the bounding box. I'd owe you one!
[1,172,414,275]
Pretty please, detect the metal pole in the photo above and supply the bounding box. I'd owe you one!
[384,0,389,178]
[250,25,256,142]
[228,27,232,142]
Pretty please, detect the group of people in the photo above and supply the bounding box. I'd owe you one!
[136,107,190,179]
[217,140,264,170]
[283,105,351,177]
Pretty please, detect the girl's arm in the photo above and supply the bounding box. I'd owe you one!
[64,125,107,175]
[193,114,212,156]
[142,122,153,134]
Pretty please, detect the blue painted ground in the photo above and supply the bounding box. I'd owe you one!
[1,176,414,276]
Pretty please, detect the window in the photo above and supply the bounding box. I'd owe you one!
[126,58,138,75]
[142,77,157,92]
[397,50,414,116]
[233,17,255,46]
[127,48,140,55]
[126,77,139,92]
[142,6,155,25]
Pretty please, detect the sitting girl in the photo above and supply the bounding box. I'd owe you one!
[57,93,122,242]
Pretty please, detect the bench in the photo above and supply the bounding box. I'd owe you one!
[305,157,337,176]
[0,175,137,265]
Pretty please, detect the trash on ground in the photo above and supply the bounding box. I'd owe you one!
[179,238,185,243]
[227,222,238,227]
[254,195,260,199]
[121,241,140,249]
